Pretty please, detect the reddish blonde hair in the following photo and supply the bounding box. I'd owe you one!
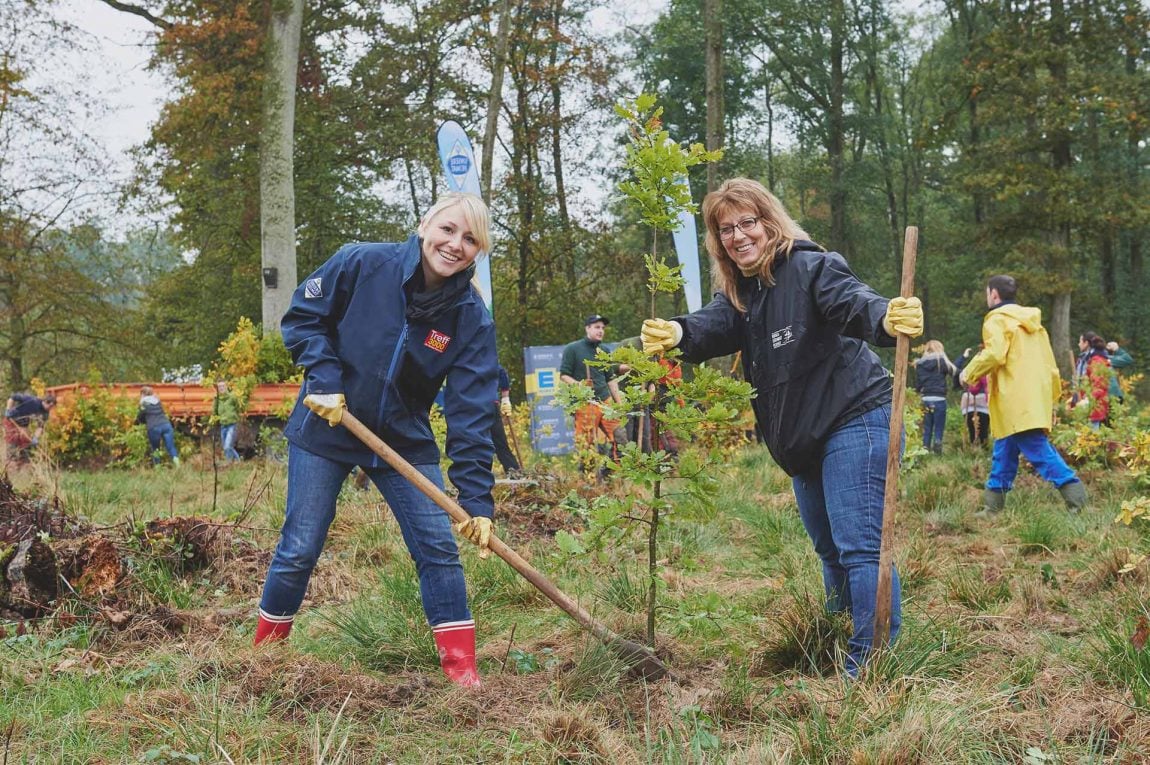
[702,178,812,312]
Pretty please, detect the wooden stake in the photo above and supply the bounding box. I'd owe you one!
[873,226,918,650]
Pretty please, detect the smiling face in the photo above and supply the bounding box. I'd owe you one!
[716,207,766,273]
[419,204,481,290]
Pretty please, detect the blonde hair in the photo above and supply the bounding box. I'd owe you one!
[917,339,957,376]
[702,178,813,312]
[418,192,492,255]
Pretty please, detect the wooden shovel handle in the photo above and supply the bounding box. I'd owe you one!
[873,227,917,648]
[339,410,631,648]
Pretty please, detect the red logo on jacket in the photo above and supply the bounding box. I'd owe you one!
[424,329,451,353]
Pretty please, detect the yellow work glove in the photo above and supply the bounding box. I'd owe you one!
[883,297,923,338]
[641,319,683,354]
[454,516,493,559]
[500,396,512,417]
[303,393,346,426]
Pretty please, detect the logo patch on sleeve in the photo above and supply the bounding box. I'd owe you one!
[304,278,323,299]
[424,329,452,353]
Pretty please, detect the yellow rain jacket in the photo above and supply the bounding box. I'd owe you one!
[961,303,1061,438]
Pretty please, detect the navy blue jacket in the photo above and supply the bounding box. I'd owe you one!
[674,241,894,476]
[281,235,499,519]
[913,355,957,397]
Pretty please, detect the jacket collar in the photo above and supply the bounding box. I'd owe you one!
[400,233,478,310]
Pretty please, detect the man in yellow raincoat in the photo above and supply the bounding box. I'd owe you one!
[960,275,1087,514]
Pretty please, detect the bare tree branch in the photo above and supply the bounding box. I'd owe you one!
[94,0,172,29]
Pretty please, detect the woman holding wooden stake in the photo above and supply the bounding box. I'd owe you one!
[641,178,923,676]
[254,192,498,688]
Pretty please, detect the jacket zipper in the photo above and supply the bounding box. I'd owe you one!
[373,322,409,468]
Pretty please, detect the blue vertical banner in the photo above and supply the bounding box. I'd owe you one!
[436,121,494,313]
[523,345,574,455]
[671,175,703,312]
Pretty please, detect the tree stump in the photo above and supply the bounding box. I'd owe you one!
[6,538,59,613]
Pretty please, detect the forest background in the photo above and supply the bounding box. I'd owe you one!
[2,0,1148,396]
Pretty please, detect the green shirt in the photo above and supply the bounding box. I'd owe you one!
[212,392,241,426]
[560,337,615,401]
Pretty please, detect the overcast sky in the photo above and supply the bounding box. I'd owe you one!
[50,0,665,230]
[59,0,164,172]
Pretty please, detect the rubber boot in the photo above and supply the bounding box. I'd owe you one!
[976,489,1006,518]
[253,610,293,645]
[1058,480,1087,513]
[432,620,481,688]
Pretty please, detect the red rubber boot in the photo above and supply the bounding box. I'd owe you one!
[432,620,481,688]
[253,610,294,645]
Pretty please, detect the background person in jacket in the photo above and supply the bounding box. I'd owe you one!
[254,192,498,689]
[913,339,958,454]
[960,374,991,446]
[491,364,522,477]
[212,380,243,462]
[137,386,179,466]
[1106,339,1133,405]
[640,177,923,676]
[4,391,55,463]
[1073,331,1110,428]
[959,274,1086,514]
[560,314,628,465]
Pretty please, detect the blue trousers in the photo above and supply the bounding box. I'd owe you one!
[259,444,470,626]
[987,429,1077,491]
[146,423,178,464]
[792,405,901,674]
[921,399,947,450]
[220,424,241,462]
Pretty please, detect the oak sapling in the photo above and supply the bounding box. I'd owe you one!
[556,94,752,647]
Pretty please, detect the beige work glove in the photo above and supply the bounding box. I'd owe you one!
[641,319,683,354]
[883,297,923,338]
[500,396,512,417]
[303,393,346,426]
[454,516,493,559]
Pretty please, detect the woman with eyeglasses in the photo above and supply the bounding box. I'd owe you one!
[641,177,923,676]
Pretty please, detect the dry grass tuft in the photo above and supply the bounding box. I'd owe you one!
[540,712,611,761]
[193,648,433,721]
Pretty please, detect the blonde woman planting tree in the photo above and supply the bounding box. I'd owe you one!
[254,192,499,688]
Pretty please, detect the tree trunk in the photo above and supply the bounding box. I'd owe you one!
[828,0,847,253]
[548,0,571,249]
[1047,0,1073,379]
[259,0,303,334]
[481,0,513,204]
[704,0,724,192]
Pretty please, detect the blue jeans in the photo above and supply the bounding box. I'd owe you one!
[792,405,901,674]
[259,444,470,626]
[921,399,946,450]
[220,424,241,462]
[987,429,1077,491]
[146,423,178,464]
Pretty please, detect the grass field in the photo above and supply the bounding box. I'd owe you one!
[1,440,1148,763]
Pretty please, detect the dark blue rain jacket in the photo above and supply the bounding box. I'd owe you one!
[282,235,498,518]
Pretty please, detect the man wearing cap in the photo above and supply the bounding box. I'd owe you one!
[560,314,628,465]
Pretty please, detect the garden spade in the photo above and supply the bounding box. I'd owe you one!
[339,409,669,680]
[873,226,918,650]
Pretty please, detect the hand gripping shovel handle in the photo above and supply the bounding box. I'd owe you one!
[339,410,668,679]
[873,227,917,649]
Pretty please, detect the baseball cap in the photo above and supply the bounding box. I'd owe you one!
[584,314,609,326]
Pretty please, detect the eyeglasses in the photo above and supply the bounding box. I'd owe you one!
[717,217,760,240]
